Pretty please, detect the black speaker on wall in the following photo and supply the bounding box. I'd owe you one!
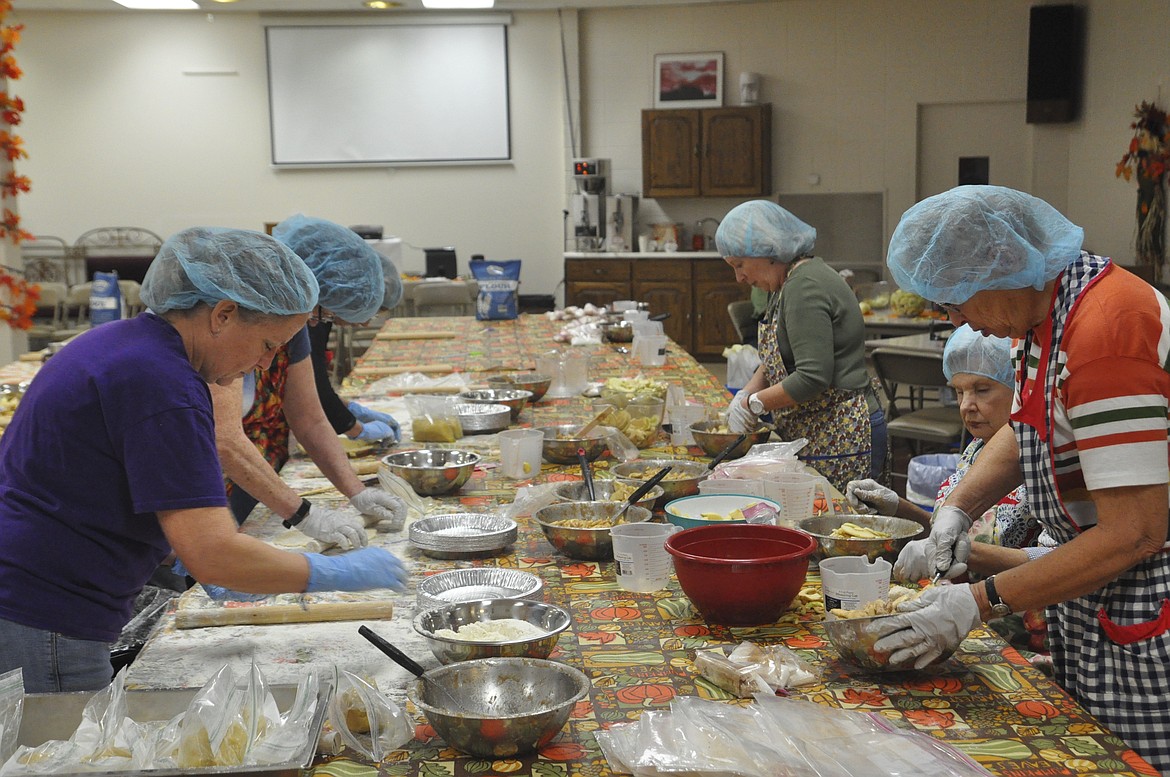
[1026,4,1084,124]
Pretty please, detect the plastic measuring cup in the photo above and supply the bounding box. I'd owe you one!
[761,472,833,528]
[611,523,679,592]
[819,556,892,612]
[635,334,668,367]
[498,428,543,479]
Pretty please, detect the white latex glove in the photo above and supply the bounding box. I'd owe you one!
[845,479,899,515]
[871,583,981,669]
[350,487,408,532]
[893,539,969,582]
[727,389,761,434]
[925,505,973,579]
[298,503,368,550]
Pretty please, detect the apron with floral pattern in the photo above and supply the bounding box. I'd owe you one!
[225,347,292,499]
[759,290,872,494]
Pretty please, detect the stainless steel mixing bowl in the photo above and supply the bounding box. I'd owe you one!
[413,599,571,664]
[407,657,591,758]
[381,449,480,496]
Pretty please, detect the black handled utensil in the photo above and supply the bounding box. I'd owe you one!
[578,447,596,501]
[615,465,673,521]
[708,433,749,470]
[358,625,467,711]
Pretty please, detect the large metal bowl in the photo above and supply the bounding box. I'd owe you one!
[407,657,591,758]
[798,514,925,564]
[456,402,511,434]
[413,599,571,664]
[537,424,608,465]
[600,320,635,343]
[458,388,533,421]
[689,420,771,460]
[534,501,652,560]
[552,480,664,513]
[409,513,517,559]
[417,568,544,612]
[486,372,552,402]
[821,612,955,672]
[611,458,709,507]
[381,449,480,496]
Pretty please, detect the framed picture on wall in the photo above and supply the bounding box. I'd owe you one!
[653,52,724,109]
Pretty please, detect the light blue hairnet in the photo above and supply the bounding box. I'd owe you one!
[887,185,1084,304]
[942,324,1014,388]
[273,215,385,323]
[715,200,817,263]
[141,227,318,315]
[380,253,404,311]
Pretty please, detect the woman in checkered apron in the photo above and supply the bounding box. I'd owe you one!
[715,201,888,493]
[871,186,1170,773]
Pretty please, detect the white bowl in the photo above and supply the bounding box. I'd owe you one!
[664,494,782,530]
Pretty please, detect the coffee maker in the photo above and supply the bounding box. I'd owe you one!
[569,157,608,251]
[605,194,637,252]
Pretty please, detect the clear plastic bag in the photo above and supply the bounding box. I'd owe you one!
[0,669,22,764]
[600,425,639,463]
[712,439,809,480]
[328,669,411,762]
[503,482,561,521]
[694,641,817,698]
[405,395,462,443]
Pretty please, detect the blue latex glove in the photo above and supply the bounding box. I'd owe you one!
[871,583,981,669]
[305,547,408,593]
[171,558,268,602]
[348,402,400,442]
[354,419,396,442]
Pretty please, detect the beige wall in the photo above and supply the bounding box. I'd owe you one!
[11,0,1170,303]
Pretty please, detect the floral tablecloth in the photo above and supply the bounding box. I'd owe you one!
[126,315,1155,777]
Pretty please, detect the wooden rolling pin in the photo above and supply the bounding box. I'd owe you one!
[375,331,459,341]
[351,363,454,377]
[176,600,393,629]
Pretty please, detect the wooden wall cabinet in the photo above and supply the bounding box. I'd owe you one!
[641,104,772,198]
[564,256,749,360]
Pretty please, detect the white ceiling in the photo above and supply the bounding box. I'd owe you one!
[15,0,736,13]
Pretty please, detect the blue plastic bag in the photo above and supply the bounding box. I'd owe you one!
[469,258,520,320]
[89,271,122,327]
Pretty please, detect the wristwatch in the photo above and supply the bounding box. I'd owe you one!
[283,498,312,529]
[747,392,766,415]
[983,575,1013,618]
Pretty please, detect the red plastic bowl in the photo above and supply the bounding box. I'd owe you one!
[665,524,817,626]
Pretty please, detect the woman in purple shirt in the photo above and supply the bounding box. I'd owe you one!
[0,227,408,693]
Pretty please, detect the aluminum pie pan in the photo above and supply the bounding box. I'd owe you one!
[455,402,512,434]
[409,513,519,559]
[417,568,544,611]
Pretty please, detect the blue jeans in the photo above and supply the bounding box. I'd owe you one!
[0,616,112,693]
[870,407,889,482]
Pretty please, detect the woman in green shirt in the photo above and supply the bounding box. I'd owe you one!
[716,200,887,492]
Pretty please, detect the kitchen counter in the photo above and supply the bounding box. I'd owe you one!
[121,315,1152,776]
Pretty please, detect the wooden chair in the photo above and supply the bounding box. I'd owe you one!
[412,282,475,317]
[870,347,967,487]
[726,299,757,344]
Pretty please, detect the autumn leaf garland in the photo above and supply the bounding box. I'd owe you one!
[0,0,38,330]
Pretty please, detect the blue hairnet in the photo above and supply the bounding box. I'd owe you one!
[273,215,385,323]
[887,185,1084,304]
[141,227,318,315]
[380,253,404,311]
[715,200,817,263]
[942,324,1014,388]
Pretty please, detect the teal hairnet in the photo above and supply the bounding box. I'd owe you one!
[273,215,385,323]
[380,254,404,311]
[141,227,318,315]
[715,200,816,263]
[942,324,1014,388]
[887,186,1084,304]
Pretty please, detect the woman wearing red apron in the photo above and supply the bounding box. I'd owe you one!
[873,186,1170,772]
[715,201,887,493]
